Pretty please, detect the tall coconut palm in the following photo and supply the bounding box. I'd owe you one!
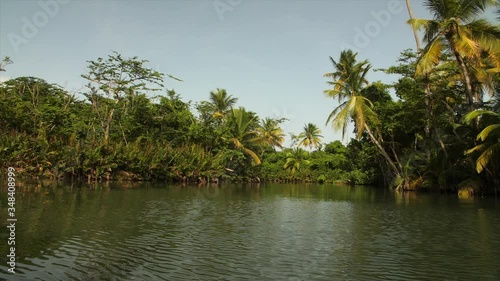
[324,50,401,177]
[209,88,238,118]
[464,109,500,174]
[257,117,285,150]
[324,50,365,103]
[405,0,422,51]
[226,107,261,164]
[324,50,375,139]
[298,123,323,149]
[408,0,500,109]
[406,0,434,140]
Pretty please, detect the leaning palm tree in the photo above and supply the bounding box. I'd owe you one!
[257,117,285,150]
[209,88,238,118]
[298,123,323,149]
[464,109,500,174]
[324,50,375,139]
[324,50,401,178]
[226,107,261,164]
[408,0,500,109]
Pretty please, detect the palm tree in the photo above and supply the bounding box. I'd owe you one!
[464,109,500,174]
[324,50,365,104]
[209,88,238,118]
[324,50,375,139]
[298,123,323,149]
[324,50,401,177]
[283,147,310,177]
[408,0,500,109]
[406,0,434,140]
[257,117,285,150]
[226,107,261,164]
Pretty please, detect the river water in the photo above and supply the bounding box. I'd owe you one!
[0,182,499,280]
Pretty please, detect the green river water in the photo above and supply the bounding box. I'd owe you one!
[0,182,499,280]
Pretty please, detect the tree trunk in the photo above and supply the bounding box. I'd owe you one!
[452,49,475,111]
[364,125,400,177]
[405,0,421,52]
[104,108,115,145]
[407,0,431,145]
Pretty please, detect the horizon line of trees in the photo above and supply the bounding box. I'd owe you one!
[0,0,499,196]
[0,53,367,185]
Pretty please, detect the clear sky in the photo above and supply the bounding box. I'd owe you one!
[0,0,448,145]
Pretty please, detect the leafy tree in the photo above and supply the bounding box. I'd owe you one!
[152,90,194,145]
[324,140,347,155]
[0,77,75,139]
[81,51,167,144]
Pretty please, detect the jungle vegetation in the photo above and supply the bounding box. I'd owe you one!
[0,0,499,195]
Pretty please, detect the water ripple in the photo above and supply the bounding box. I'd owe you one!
[1,185,499,280]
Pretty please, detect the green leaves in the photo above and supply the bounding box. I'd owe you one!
[257,117,286,150]
[208,89,238,118]
[283,147,310,176]
[324,50,377,140]
[226,107,261,165]
[298,123,323,149]
[464,110,500,173]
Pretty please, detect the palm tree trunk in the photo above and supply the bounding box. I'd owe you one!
[364,125,400,177]
[405,0,421,52]
[406,0,431,140]
[452,49,475,111]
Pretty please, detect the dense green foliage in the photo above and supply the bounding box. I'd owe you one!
[0,0,499,195]
[0,68,371,184]
[0,55,377,185]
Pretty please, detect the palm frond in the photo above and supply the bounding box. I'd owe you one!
[475,142,500,173]
[466,19,500,54]
[463,109,499,124]
[456,24,481,58]
[416,37,445,75]
[243,147,261,165]
[477,124,500,141]
[326,101,347,125]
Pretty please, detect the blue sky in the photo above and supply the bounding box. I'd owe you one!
[0,0,449,145]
